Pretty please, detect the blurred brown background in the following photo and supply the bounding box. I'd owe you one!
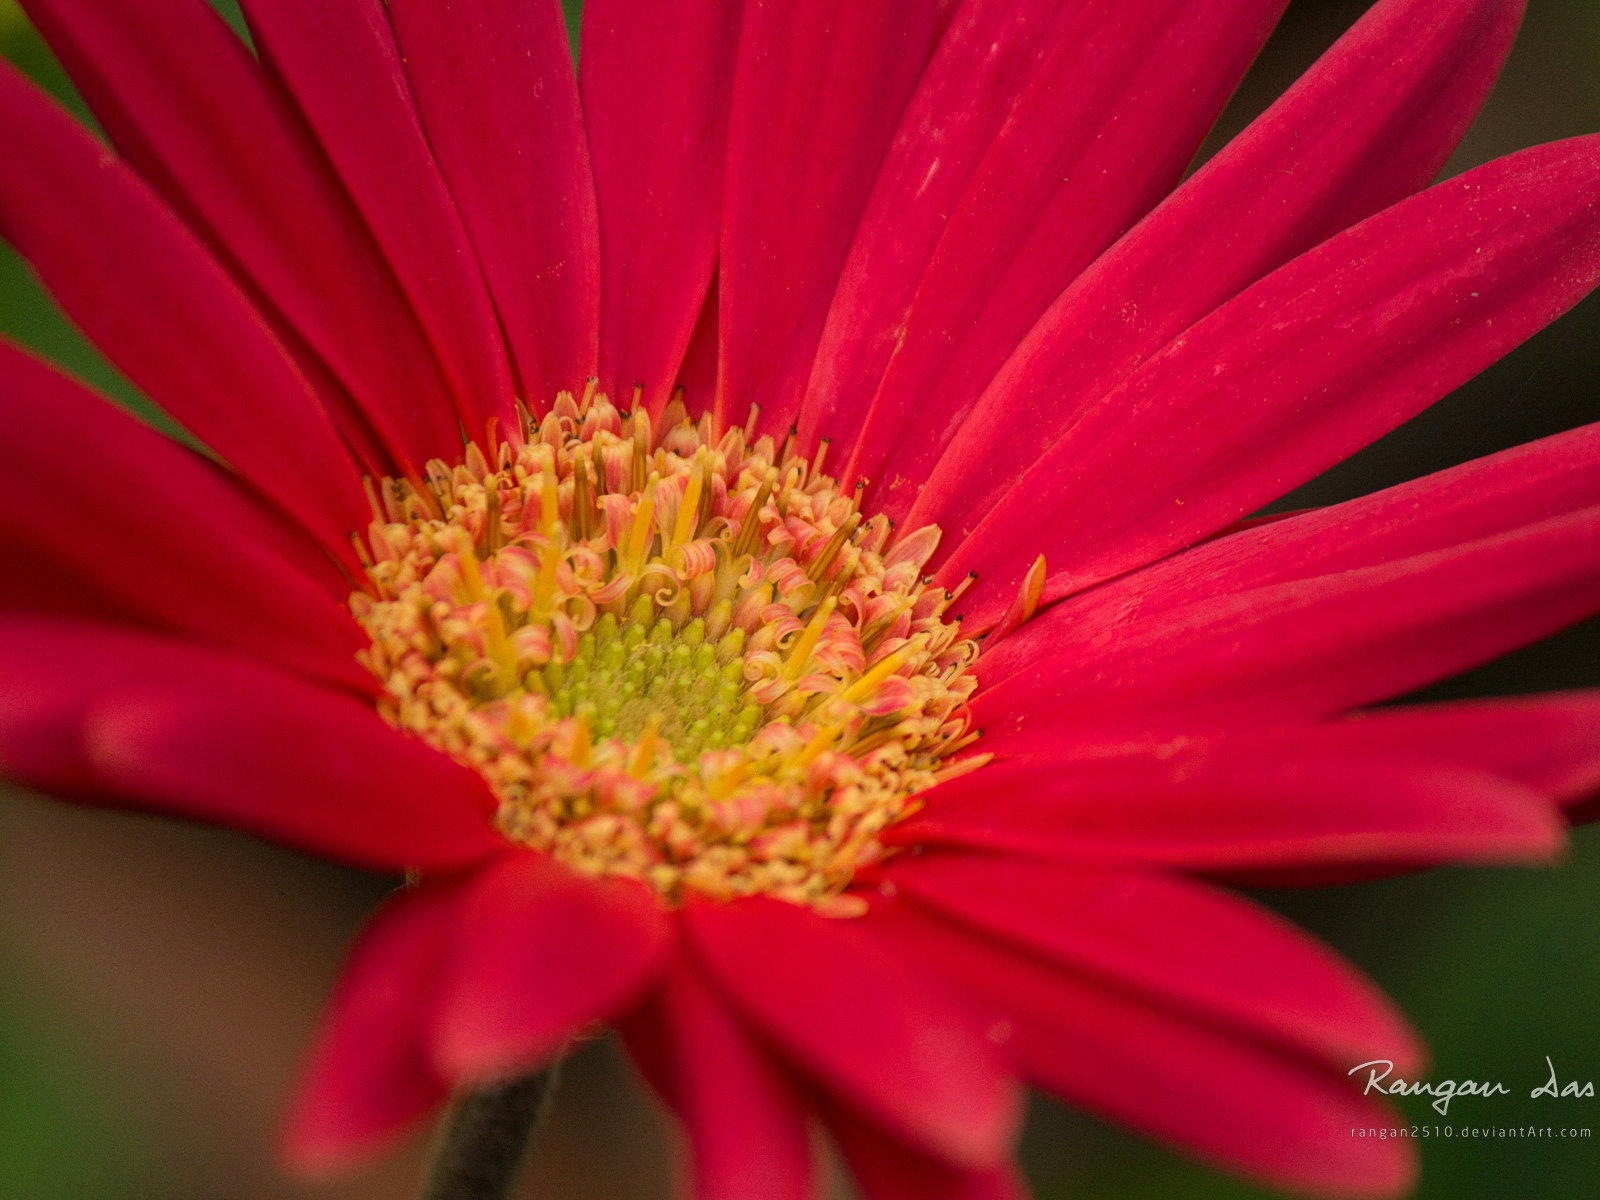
[1,2,1597,1197]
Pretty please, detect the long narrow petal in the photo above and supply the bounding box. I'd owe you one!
[794,0,1091,452]
[827,0,1289,504]
[432,855,671,1082]
[981,419,1600,687]
[978,507,1600,738]
[20,0,468,470]
[0,65,365,550]
[922,0,1527,552]
[683,895,1020,1169]
[283,881,463,1174]
[391,0,600,401]
[714,0,946,434]
[891,744,1563,877]
[885,856,1421,1073]
[941,134,1600,620]
[581,0,742,411]
[620,957,814,1200]
[870,903,1417,1198]
[237,0,516,436]
[678,284,722,416]
[0,342,360,681]
[0,618,502,873]
[1314,695,1600,816]
[825,1111,1029,1200]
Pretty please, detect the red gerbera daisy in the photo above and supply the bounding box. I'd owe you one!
[2,0,1598,1197]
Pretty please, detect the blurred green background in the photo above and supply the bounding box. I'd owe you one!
[0,1,1597,1197]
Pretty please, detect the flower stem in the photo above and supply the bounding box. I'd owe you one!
[420,1066,560,1200]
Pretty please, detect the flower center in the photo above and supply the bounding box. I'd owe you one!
[350,387,983,913]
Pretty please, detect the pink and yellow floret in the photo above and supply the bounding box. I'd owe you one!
[351,387,985,913]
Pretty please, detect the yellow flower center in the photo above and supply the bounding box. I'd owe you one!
[350,387,984,913]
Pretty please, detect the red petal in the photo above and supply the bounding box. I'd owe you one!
[871,902,1418,1199]
[0,617,501,872]
[237,0,516,436]
[825,1110,1029,1200]
[433,855,671,1082]
[620,955,814,1200]
[1317,694,1600,817]
[683,895,1021,1170]
[943,137,1600,625]
[391,0,599,400]
[283,880,464,1174]
[923,0,1526,549]
[983,420,1600,688]
[977,508,1600,737]
[715,0,946,435]
[21,0,470,470]
[582,0,741,412]
[829,0,1288,508]
[678,283,722,417]
[892,744,1563,875]
[0,343,363,686]
[884,855,1422,1074]
[795,0,1101,455]
[0,64,365,550]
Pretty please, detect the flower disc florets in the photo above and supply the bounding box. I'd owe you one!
[351,387,983,913]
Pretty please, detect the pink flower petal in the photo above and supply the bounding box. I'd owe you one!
[236,0,516,438]
[678,283,722,416]
[871,902,1418,1199]
[0,617,502,872]
[714,0,947,435]
[794,0,1104,455]
[581,0,742,412]
[683,895,1021,1170]
[620,955,814,1200]
[391,0,600,402]
[0,63,365,552]
[283,880,464,1175]
[892,744,1563,875]
[20,0,471,470]
[1317,694,1600,819]
[432,854,671,1082]
[942,135,1600,621]
[983,420,1600,688]
[977,508,1600,738]
[826,0,1289,507]
[0,342,362,684]
[882,855,1422,1074]
[825,1107,1029,1200]
[922,0,1528,557]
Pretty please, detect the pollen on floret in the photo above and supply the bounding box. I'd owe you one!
[350,385,985,913]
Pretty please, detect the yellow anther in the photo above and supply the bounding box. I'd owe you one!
[539,466,560,533]
[628,715,663,776]
[455,531,489,601]
[672,455,705,547]
[532,534,563,615]
[569,712,593,768]
[706,758,753,802]
[840,642,915,705]
[809,512,861,583]
[625,474,659,569]
[795,721,846,765]
[783,596,837,681]
[731,473,775,558]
